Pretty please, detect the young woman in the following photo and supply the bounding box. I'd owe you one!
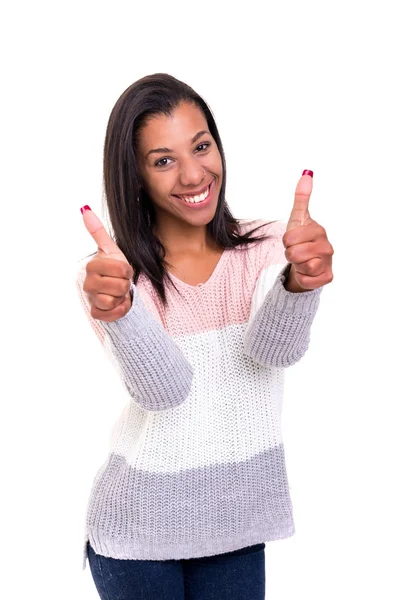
[76,73,334,600]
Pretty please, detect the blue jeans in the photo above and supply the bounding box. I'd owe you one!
[87,540,266,599]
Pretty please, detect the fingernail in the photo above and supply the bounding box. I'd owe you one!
[302,169,313,177]
[80,205,91,214]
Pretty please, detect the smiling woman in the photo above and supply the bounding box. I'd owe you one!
[84,73,274,305]
[76,72,329,600]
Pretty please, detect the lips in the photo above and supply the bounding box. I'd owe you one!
[174,179,215,209]
[173,182,211,200]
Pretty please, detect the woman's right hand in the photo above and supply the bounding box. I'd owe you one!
[81,206,134,323]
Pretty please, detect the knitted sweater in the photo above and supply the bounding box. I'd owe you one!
[75,218,323,570]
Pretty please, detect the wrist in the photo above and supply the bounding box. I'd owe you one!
[284,264,308,293]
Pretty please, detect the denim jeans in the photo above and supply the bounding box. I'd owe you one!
[87,540,266,600]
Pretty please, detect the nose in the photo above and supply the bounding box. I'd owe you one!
[178,157,206,188]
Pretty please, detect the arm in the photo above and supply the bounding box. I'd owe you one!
[242,222,322,368]
[75,264,194,411]
[244,170,334,368]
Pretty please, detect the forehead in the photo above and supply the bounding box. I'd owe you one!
[138,102,208,148]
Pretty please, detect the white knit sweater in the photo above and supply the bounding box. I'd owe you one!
[75,219,323,570]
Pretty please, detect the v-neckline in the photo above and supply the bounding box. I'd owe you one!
[166,247,231,290]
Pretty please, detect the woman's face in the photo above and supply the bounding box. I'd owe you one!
[137,102,223,231]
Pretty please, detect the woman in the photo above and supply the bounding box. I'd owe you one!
[76,73,334,600]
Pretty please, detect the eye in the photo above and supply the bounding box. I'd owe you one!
[196,142,211,152]
[154,157,172,168]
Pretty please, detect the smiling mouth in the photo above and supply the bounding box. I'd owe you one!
[173,182,213,204]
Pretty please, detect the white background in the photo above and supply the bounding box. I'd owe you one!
[1,1,399,598]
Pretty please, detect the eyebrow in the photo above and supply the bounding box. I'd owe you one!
[145,130,210,159]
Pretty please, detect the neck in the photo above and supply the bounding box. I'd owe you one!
[153,220,216,257]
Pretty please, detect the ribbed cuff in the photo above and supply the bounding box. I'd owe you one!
[271,264,323,313]
[100,282,162,343]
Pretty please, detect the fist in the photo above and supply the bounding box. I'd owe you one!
[81,206,134,323]
[282,172,334,292]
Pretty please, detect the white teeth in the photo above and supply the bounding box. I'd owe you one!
[180,185,210,203]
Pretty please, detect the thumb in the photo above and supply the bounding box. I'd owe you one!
[286,170,313,232]
[80,205,129,263]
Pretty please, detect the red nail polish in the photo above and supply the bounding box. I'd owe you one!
[80,205,91,214]
[302,170,313,177]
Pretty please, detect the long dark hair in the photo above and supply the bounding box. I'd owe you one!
[84,73,275,306]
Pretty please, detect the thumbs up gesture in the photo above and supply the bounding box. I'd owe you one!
[282,171,334,292]
[80,205,134,322]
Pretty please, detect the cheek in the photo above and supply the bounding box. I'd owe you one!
[145,172,172,196]
[208,149,223,174]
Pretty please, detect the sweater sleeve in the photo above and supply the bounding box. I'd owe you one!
[75,262,194,412]
[243,221,323,368]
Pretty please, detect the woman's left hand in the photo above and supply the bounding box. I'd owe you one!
[282,171,334,292]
